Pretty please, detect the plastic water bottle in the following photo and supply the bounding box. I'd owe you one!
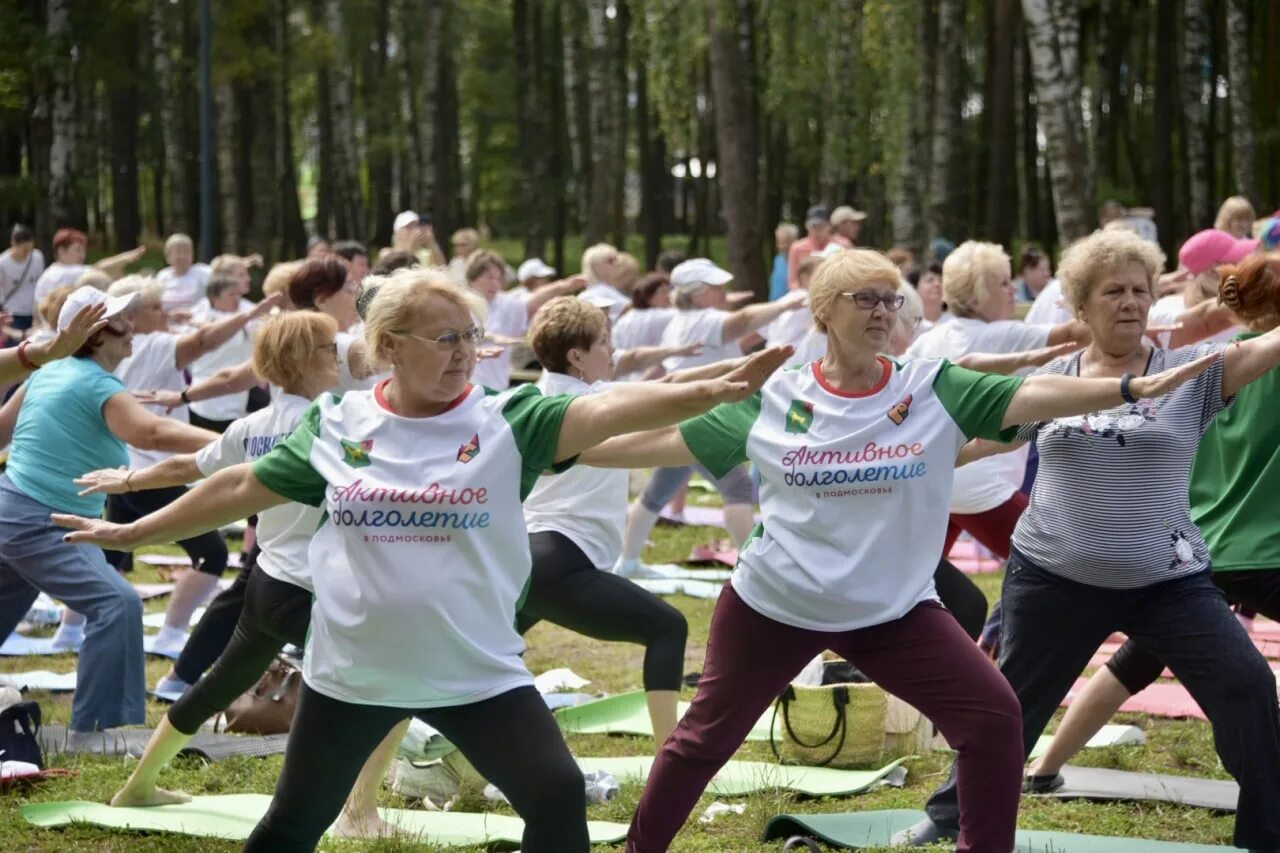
[584,770,619,804]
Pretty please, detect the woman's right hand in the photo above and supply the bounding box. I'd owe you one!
[74,467,133,497]
[1130,351,1221,398]
[134,389,184,411]
[51,514,140,551]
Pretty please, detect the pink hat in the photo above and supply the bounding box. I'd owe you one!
[1178,229,1260,274]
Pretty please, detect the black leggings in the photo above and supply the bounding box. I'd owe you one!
[933,557,989,642]
[168,566,310,733]
[245,684,587,853]
[105,486,228,576]
[517,531,687,691]
[1108,568,1280,694]
[173,544,258,685]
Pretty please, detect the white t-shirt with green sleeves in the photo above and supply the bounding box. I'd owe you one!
[252,381,575,710]
[680,358,1023,632]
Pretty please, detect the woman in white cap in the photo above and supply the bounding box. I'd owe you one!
[615,259,804,575]
[514,258,557,297]
[56,267,788,853]
[0,287,218,740]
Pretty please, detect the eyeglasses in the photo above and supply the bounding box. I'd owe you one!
[401,326,485,349]
[841,290,905,311]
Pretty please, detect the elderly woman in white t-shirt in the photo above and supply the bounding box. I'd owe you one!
[907,241,1088,567]
[57,267,788,853]
[615,259,805,577]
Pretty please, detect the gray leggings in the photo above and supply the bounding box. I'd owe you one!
[639,464,754,513]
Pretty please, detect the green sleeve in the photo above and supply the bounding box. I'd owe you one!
[932,361,1024,442]
[677,393,761,478]
[251,401,329,507]
[500,384,577,500]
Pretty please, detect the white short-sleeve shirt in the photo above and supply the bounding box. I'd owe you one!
[660,307,739,371]
[157,264,212,311]
[0,249,46,316]
[473,291,529,391]
[114,332,189,468]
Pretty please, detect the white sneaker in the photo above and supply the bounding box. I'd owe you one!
[50,626,84,652]
[149,628,189,658]
[154,674,190,697]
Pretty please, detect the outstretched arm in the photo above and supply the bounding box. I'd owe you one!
[103,393,218,453]
[523,276,587,318]
[720,292,806,342]
[0,302,107,384]
[552,346,791,463]
[1000,350,1221,429]
[174,293,282,369]
[1220,325,1280,399]
[954,341,1081,376]
[74,454,204,497]
[578,425,697,469]
[55,464,286,552]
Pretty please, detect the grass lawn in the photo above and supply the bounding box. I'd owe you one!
[0,522,1238,851]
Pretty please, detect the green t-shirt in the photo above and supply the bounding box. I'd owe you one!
[1190,333,1280,572]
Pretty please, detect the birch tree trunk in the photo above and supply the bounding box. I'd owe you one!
[928,0,964,242]
[324,0,364,240]
[984,0,1019,248]
[891,0,932,256]
[1021,0,1093,243]
[582,0,611,245]
[1224,0,1256,202]
[152,0,187,234]
[1180,0,1210,228]
[514,0,549,258]
[48,0,82,228]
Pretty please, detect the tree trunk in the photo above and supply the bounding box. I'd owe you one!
[1152,0,1177,260]
[609,0,631,248]
[433,4,463,239]
[215,82,239,252]
[324,0,363,240]
[367,0,394,247]
[707,0,765,299]
[151,0,187,234]
[548,0,570,272]
[418,0,444,211]
[985,0,1019,248]
[1021,0,1093,243]
[581,0,611,246]
[1017,20,1043,243]
[928,0,964,242]
[514,0,549,259]
[1180,0,1212,228]
[109,8,141,250]
[48,0,83,228]
[634,29,663,268]
[1224,0,1256,202]
[314,3,334,238]
[276,0,306,258]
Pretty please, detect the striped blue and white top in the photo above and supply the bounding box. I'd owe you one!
[1011,344,1230,589]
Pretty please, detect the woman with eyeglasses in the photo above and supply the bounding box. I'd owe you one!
[573,249,1219,853]
[0,287,218,741]
[56,268,791,853]
[906,241,1089,577]
[72,311,403,837]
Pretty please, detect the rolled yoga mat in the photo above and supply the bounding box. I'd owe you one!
[556,690,778,741]
[21,794,630,845]
[1040,764,1239,812]
[576,755,906,797]
[761,809,1230,851]
[36,725,289,762]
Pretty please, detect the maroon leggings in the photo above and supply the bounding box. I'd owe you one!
[943,490,1028,560]
[625,587,1023,853]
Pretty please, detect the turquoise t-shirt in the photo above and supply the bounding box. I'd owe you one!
[7,357,129,515]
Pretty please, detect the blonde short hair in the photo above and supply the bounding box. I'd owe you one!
[1215,196,1257,233]
[529,297,608,374]
[252,311,339,393]
[464,250,506,283]
[39,285,76,328]
[73,269,112,291]
[942,241,1011,318]
[581,243,618,280]
[107,274,165,306]
[363,269,486,371]
[163,233,194,258]
[615,252,641,292]
[263,261,302,302]
[808,249,901,334]
[895,278,923,339]
[210,254,248,277]
[1057,229,1166,316]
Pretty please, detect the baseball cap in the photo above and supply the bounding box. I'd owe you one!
[670,258,733,293]
[516,258,556,282]
[1179,228,1260,275]
[804,205,831,227]
[831,205,867,225]
[57,285,138,331]
[393,210,421,232]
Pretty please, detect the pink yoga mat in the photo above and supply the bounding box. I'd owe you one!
[1065,678,1205,720]
[659,505,760,528]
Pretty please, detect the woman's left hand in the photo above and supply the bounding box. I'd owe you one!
[51,514,140,551]
[44,303,109,362]
[1130,350,1221,398]
[74,467,133,497]
[708,344,794,402]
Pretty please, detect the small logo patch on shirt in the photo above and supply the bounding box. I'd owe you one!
[785,400,814,434]
[887,394,913,425]
[456,433,481,463]
[339,438,374,468]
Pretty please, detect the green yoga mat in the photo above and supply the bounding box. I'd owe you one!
[556,690,778,741]
[22,794,629,845]
[577,755,904,797]
[762,809,1229,851]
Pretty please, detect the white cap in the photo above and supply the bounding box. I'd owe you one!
[814,243,846,259]
[670,258,733,294]
[393,210,420,232]
[516,258,556,282]
[57,286,138,331]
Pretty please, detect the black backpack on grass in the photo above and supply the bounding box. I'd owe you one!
[0,699,44,769]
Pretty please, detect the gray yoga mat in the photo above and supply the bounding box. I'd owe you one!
[37,725,288,761]
[1042,764,1239,812]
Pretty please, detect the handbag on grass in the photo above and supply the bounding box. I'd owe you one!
[770,682,889,768]
[221,655,301,735]
[0,699,44,769]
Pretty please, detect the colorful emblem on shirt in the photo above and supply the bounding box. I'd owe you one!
[887,394,913,426]
[340,438,374,468]
[456,433,481,463]
[785,400,814,434]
